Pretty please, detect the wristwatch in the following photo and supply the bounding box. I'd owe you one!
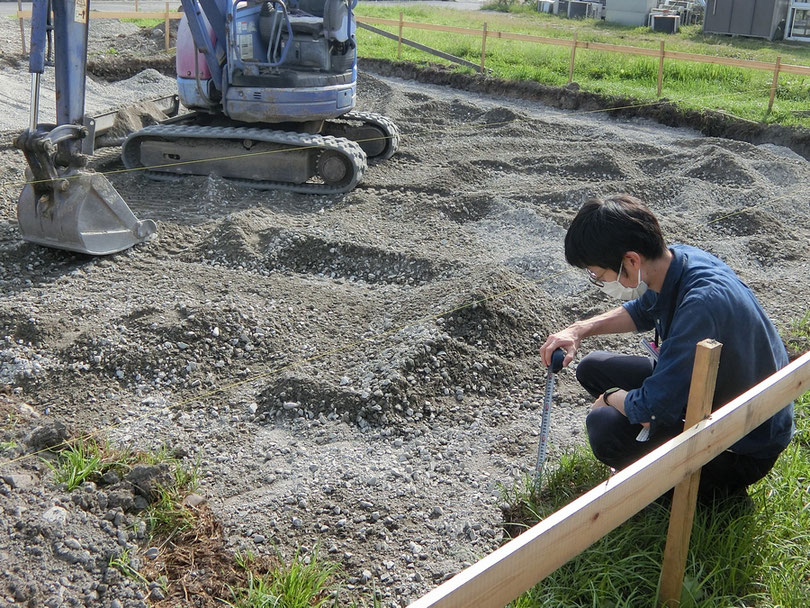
[603,387,622,407]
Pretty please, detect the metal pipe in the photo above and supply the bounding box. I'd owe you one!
[29,73,41,132]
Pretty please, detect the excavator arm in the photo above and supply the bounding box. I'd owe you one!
[14,0,156,255]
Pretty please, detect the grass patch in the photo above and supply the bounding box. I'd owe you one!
[43,436,198,535]
[224,546,341,608]
[354,6,810,127]
[783,309,810,360]
[501,391,810,607]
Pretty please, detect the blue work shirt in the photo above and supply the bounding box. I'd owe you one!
[623,245,794,458]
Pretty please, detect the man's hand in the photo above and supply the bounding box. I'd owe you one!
[540,325,582,368]
[592,389,650,429]
[540,307,637,368]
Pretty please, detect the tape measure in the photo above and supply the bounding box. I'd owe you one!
[535,348,565,483]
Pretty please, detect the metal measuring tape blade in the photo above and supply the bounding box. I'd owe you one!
[535,348,565,483]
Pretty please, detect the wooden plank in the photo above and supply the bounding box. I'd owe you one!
[164,2,170,53]
[398,12,403,60]
[568,32,577,84]
[16,9,810,77]
[659,340,722,607]
[357,22,481,73]
[664,49,779,71]
[17,0,25,56]
[408,350,810,608]
[657,41,665,98]
[357,16,481,36]
[480,23,487,73]
[768,56,782,114]
[487,30,577,48]
[16,10,183,20]
[579,40,660,58]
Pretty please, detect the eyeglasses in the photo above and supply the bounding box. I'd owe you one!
[586,268,605,287]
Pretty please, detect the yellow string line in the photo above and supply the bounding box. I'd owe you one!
[1,84,805,468]
[6,82,784,189]
[0,270,565,470]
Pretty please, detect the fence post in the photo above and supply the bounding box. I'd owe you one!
[135,0,139,11]
[481,23,488,72]
[164,2,170,52]
[17,0,26,56]
[657,40,665,98]
[398,12,403,59]
[568,31,577,84]
[768,56,781,115]
[658,339,723,607]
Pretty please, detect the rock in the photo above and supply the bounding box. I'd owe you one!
[42,506,69,526]
[183,493,206,507]
[25,420,69,451]
[124,464,172,501]
[1,474,34,489]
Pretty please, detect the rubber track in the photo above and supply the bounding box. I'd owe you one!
[121,124,367,194]
[339,111,400,161]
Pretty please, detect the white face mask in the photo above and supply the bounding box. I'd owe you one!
[600,262,648,301]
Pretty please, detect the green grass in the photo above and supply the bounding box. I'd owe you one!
[224,547,343,608]
[501,391,810,607]
[784,310,810,359]
[354,6,810,127]
[44,436,198,535]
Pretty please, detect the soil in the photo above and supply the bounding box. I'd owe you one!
[1,14,810,608]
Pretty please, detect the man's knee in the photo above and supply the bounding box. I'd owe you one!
[576,351,609,396]
[585,406,627,460]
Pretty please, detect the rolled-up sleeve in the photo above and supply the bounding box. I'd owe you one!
[623,295,656,333]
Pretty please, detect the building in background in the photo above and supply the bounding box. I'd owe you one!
[702,0,789,40]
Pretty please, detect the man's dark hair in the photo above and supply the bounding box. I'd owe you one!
[564,194,667,270]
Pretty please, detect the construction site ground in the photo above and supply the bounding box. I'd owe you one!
[1,15,809,608]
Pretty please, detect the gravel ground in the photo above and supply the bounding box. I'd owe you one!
[1,14,810,608]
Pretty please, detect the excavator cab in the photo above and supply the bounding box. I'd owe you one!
[175,0,358,122]
[15,0,156,255]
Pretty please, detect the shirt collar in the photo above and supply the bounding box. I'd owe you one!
[637,246,684,314]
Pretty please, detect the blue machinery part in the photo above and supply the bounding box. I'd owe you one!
[16,0,156,255]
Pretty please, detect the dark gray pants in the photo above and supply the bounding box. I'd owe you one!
[577,351,777,500]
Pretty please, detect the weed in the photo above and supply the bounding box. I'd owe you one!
[44,437,121,491]
[224,546,340,608]
[783,308,810,359]
[499,446,610,537]
[0,439,17,453]
[109,548,150,587]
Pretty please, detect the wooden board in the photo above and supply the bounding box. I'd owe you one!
[408,351,809,608]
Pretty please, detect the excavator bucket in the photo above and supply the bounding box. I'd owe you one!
[17,171,157,256]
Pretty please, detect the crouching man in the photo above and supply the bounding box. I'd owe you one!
[540,194,794,502]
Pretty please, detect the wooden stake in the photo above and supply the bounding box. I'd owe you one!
[135,0,139,11]
[481,23,487,73]
[164,2,170,52]
[658,339,723,607]
[398,12,404,59]
[17,0,26,55]
[768,56,781,115]
[657,40,665,98]
[568,32,577,83]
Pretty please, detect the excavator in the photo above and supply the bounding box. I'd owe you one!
[15,0,399,255]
